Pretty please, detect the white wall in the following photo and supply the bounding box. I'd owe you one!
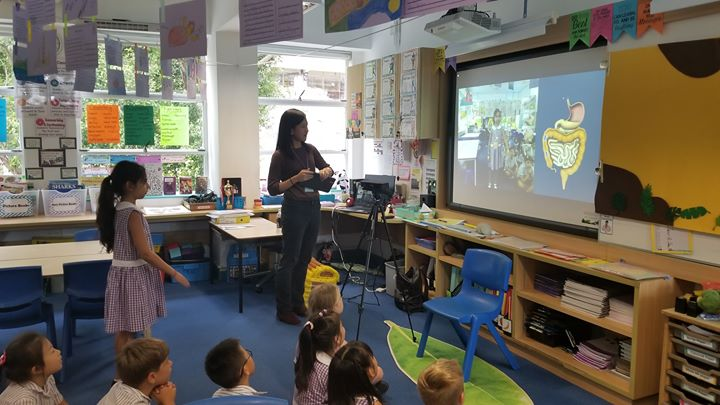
[213,32,259,208]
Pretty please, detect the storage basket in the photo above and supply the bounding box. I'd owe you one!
[41,189,87,216]
[303,264,339,306]
[170,261,210,283]
[0,190,39,218]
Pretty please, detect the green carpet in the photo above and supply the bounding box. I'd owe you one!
[385,321,533,405]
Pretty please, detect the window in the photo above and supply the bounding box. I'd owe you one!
[0,38,22,176]
[258,51,347,190]
[79,40,206,181]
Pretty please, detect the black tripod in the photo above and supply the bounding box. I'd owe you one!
[340,197,417,342]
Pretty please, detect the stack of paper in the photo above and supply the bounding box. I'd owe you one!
[608,295,634,326]
[612,339,632,378]
[573,337,618,370]
[207,209,253,224]
[534,247,587,261]
[534,273,565,297]
[561,279,611,317]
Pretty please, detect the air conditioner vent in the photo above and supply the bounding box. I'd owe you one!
[81,18,160,33]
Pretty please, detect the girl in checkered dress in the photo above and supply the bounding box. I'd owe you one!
[328,341,384,405]
[293,310,345,405]
[96,161,190,356]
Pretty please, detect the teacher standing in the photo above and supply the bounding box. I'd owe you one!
[267,109,333,325]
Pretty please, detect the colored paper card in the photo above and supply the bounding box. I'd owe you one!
[87,104,120,144]
[123,105,154,146]
[107,69,126,96]
[159,106,189,146]
[63,0,98,20]
[64,23,99,70]
[27,28,57,76]
[326,0,403,33]
[110,155,136,164]
[0,99,6,142]
[105,37,123,67]
[569,10,591,49]
[434,47,445,72]
[161,59,172,76]
[239,0,303,47]
[161,155,186,163]
[613,0,637,41]
[74,68,96,92]
[135,74,149,98]
[136,155,161,164]
[160,0,207,59]
[26,0,55,27]
[135,46,149,73]
[590,5,613,45]
[161,78,173,100]
[82,154,110,164]
[403,0,479,18]
[13,3,28,43]
[445,56,457,72]
[637,0,664,37]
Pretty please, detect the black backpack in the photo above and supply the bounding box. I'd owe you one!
[394,265,428,313]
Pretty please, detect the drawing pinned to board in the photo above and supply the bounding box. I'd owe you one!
[382,55,395,77]
[651,224,692,255]
[391,138,404,164]
[160,0,207,60]
[325,0,402,33]
[402,49,417,71]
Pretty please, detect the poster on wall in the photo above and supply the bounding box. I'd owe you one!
[87,104,120,144]
[325,0,403,33]
[48,73,80,118]
[160,0,207,59]
[16,82,47,118]
[34,117,66,137]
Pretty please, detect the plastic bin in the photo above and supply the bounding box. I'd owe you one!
[385,259,405,298]
[88,187,100,213]
[673,337,720,368]
[227,244,259,279]
[41,189,87,216]
[170,261,210,283]
[670,353,720,386]
[414,236,436,250]
[0,190,39,218]
[668,369,720,403]
[670,321,720,352]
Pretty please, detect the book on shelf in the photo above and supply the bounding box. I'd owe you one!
[179,176,193,194]
[195,176,208,194]
[163,177,176,195]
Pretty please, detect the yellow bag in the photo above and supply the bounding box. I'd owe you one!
[303,262,339,306]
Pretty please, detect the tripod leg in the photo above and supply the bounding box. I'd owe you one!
[356,204,378,341]
[379,207,417,342]
[341,211,374,295]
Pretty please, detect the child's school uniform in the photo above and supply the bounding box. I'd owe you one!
[292,351,332,405]
[97,381,150,405]
[105,201,166,334]
[354,396,379,405]
[0,375,64,405]
[213,385,265,397]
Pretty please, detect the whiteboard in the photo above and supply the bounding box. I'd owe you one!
[599,217,720,267]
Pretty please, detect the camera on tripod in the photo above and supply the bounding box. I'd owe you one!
[359,179,393,203]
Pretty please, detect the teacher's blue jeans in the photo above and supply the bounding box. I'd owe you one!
[276,198,320,313]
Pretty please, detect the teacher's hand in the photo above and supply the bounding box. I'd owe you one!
[319,167,333,181]
[294,169,315,183]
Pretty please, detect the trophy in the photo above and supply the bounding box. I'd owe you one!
[223,180,234,210]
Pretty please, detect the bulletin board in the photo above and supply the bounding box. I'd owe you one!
[597,38,720,236]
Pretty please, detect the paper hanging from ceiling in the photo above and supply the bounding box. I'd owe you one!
[239,0,303,47]
[160,0,207,59]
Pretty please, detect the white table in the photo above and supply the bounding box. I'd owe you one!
[209,217,283,313]
[0,240,112,276]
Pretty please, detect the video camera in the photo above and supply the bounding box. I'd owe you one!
[358,174,395,203]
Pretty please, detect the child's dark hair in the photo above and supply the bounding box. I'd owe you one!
[117,338,169,388]
[96,160,147,252]
[205,338,248,389]
[328,341,381,405]
[295,310,341,392]
[1,332,46,384]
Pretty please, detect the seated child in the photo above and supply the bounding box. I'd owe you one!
[417,359,464,405]
[0,332,67,405]
[205,338,264,397]
[308,283,344,316]
[293,310,345,405]
[98,338,176,405]
[328,341,383,405]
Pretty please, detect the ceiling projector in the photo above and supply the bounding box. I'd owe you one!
[425,9,501,43]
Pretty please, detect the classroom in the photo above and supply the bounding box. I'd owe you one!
[1,1,720,404]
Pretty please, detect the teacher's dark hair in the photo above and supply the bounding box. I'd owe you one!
[275,108,307,158]
[96,160,147,253]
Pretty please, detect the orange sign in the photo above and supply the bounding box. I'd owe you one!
[87,104,120,144]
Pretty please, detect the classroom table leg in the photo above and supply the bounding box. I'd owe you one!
[238,241,244,313]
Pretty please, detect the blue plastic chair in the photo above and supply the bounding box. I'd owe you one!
[74,229,99,241]
[184,396,288,405]
[0,266,57,347]
[416,249,519,381]
[60,260,111,382]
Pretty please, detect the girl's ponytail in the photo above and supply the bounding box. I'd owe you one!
[97,175,118,252]
[294,310,342,392]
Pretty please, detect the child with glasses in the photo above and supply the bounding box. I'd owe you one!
[205,338,264,398]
